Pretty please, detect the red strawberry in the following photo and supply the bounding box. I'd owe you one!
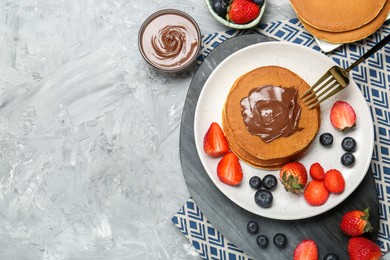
[279,162,308,194]
[304,180,329,206]
[227,0,260,24]
[348,237,382,260]
[293,239,319,260]
[340,208,373,237]
[309,162,324,180]
[217,152,243,186]
[330,100,356,131]
[203,122,229,157]
[324,169,345,194]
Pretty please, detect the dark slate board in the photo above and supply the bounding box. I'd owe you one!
[179,34,379,259]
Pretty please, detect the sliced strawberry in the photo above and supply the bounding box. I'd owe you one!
[203,122,229,157]
[279,162,308,194]
[340,208,373,237]
[348,237,382,260]
[227,0,260,24]
[304,180,329,206]
[217,152,243,186]
[324,169,345,194]
[330,101,356,131]
[293,239,319,260]
[309,162,325,180]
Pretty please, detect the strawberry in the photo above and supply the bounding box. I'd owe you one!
[227,0,260,24]
[309,162,324,180]
[348,237,382,260]
[323,169,345,194]
[293,239,319,260]
[279,162,308,194]
[304,180,329,206]
[203,122,229,157]
[340,208,373,237]
[217,152,243,186]
[330,100,356,131]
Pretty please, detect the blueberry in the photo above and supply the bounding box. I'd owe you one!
[319,133,333,146]
[211,0,229,17]
[262,174,277,190]
[252,0,264,5]
[256,234,268,248]
[273,233,287,248]
[323,253,339,260]
[341,152,355,166]
[249,176,262,189]
[247,220,259,234]
[341,137,357,152]
[254,189,273,208]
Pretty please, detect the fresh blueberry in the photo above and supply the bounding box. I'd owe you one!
[341,137,357,152]
[211,0,229,17]
[319,133,333,146]
[247,220,259,234]
[341,152,355,166]
[254,189,273,208]
[249,176,262,189]
[273,233,287,248]
[252,0,265,5]
[262,174,277,190]
[256,234,268,248]
[323,253,339,260]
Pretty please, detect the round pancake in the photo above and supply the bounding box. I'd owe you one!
[289,0,386,32]
[299,0,390,43]
[222,66,320,168]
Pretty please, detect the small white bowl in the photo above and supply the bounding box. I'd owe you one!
[205,0,266,29]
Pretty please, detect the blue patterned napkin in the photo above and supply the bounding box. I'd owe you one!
[172,18,390,259]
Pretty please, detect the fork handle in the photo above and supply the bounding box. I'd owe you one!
[346,33,390,72]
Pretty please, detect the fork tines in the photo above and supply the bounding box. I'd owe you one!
[301,67,345,109]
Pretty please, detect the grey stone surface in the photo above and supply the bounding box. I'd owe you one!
[0,0,295,259]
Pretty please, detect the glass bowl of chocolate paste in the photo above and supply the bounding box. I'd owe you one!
[138,9,201,72]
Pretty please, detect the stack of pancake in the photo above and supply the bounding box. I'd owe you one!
[222,66,320,170]
[289,0,390,44]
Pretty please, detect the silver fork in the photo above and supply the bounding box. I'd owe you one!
[301,33,390,109]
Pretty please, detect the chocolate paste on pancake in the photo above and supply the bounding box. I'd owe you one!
[240,85,302,143]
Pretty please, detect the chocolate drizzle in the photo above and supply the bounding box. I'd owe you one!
[240,85,302,143]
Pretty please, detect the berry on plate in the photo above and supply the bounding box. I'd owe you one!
[293,239,318,260]
[279,162,308,194]
[211,0,230,17]
[254,189,273,208]
[309,162,325,180]
[330,100,356,132]
[227,0,260,24]
[249,176,262,189]
[341,136,357,152]
[217,152,243,186]
[341,152,355,167]
[319,132,333,146]
[262,174,278,190]
[348,237,382,260]
[203,122,229,157]
[304,180,329,206]
[340,208,373,237]
[323,169,345,194]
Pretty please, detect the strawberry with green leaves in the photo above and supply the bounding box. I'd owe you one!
[348,237,382,260]
[279,162,308,194]
[227,0,260,24]
[340,208,373,237]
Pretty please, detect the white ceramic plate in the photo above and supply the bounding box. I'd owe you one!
[194,42,374,220]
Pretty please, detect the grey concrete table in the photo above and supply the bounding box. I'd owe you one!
[0,1,295,259]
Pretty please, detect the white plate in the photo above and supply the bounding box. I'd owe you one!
[194,42,374,220]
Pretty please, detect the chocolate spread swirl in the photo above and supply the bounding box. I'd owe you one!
[240,85,302,143]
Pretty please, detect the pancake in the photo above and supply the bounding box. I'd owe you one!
[299,0,390,44]
[289,0,386,32]
[222,66,320,169]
